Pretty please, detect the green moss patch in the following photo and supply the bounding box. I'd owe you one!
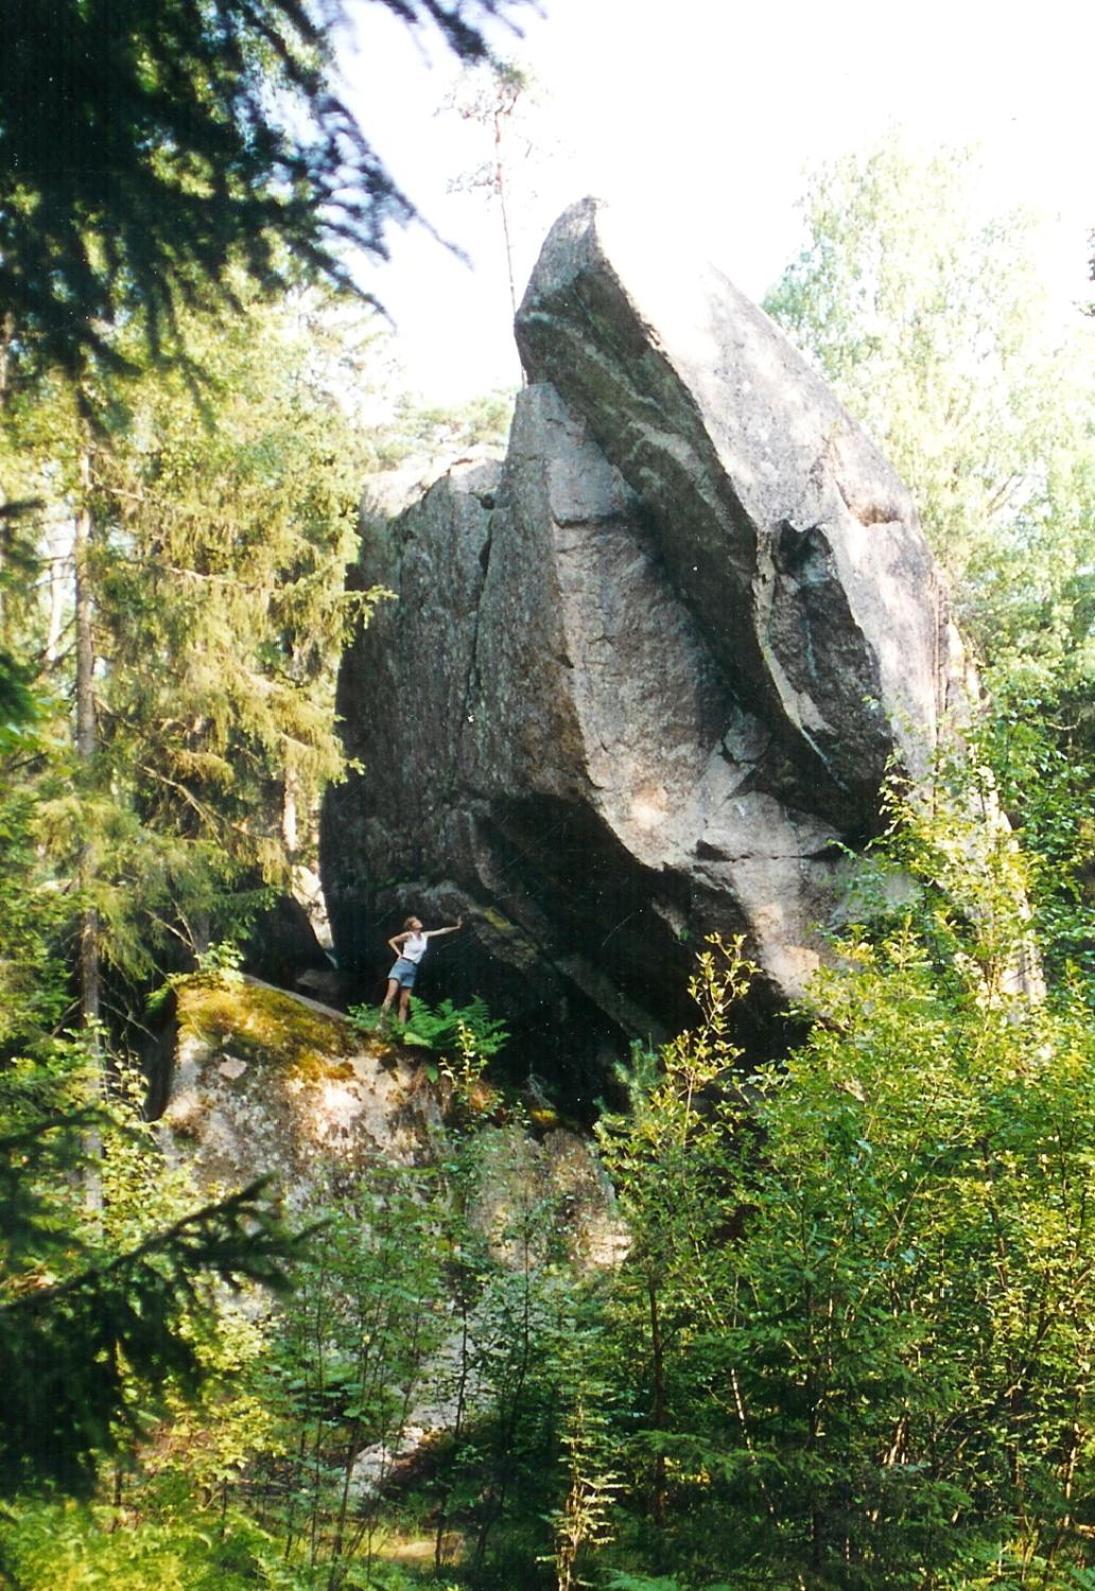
[178,977,362,1081]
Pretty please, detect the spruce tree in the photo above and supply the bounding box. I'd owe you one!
[0,0,524,376]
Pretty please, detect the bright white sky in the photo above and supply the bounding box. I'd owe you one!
[338,0,1093,406]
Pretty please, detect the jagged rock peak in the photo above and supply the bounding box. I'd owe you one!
[515,197,968,808]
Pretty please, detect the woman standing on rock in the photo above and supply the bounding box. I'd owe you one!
[380,914,463,1024]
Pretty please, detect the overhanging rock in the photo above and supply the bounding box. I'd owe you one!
[322,198,974,1089]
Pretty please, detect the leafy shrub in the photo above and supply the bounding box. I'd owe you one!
[348,994,508,1059]
[595,798,1095,1586]
[0,1498,281,1589]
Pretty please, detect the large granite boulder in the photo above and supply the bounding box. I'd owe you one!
[160,973,621,1260]
[322,199,973,1090]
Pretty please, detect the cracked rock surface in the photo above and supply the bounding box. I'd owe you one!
[322,199,975,1089]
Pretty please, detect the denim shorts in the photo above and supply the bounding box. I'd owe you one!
[388,956,419,988]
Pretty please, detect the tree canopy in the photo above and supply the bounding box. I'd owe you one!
[765,137,1095,694]
[0,0,523,375]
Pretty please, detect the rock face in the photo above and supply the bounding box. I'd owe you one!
[322,199,972,1087]
[161,974,620,1263]
[160,976,439,1204]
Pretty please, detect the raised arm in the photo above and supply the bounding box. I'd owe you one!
[425,917,464,940]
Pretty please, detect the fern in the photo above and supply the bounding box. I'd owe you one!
[347,994,509,1058]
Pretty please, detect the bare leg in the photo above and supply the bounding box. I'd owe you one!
[381,978,399,1013]
[398,985,412,1023]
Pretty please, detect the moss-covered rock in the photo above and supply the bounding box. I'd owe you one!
[161,972,624,1268]
[178,975,360,1080]
[161,974,441,1208]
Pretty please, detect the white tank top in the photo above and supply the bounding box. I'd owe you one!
[401,932,428,965]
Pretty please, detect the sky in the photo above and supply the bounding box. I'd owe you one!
[337,0,1093,406]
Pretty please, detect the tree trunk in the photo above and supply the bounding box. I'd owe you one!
[73,436,104,1212]
[648,1274,668,1528]
[74,444,100,1028]
[494,105,519,328]
[45,525,69,664]
[434,1295,472,1575]
[282,772,299,857]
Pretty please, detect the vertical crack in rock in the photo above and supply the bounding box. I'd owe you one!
[454,501,493,802]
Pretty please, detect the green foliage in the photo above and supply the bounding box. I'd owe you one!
[0,1160,299,1498]
[765,134,1095,685]
[0,788,73,1047]
[603,1576,684,1591]
[0,286,397,1008]
[765,145,1095,999]
[348,993,510,1060]
[0,0,519,375]
[81,287,388,888]
[764,126,1095,1001]
[252,1165,450,1581]
[592,795,1095,1587]
[0,648,38,743]
[0,653,71,1047]
[403,995,510,1062]
[421,1142,582,1587]
[247,1062,581,1586]
[381,387,517,465]
[546,1319,621,1591]
[15,776,1093,1586]
[0,1035,304,1501]
[5,120,1094,1589]
[195,939,246,981]
[965,699,1094,995]
[0,1496,285,1590]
